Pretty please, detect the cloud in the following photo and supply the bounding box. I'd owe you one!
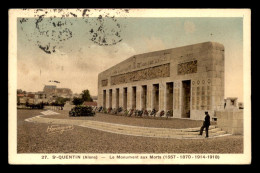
[81,42,136,71]
[184,21,196,34]
[17,42,137,95]
[140,36,167,53]
[18,62,30,75]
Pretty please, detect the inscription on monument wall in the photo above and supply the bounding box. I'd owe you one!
[177,60,197,75]
[101,79,108,87]
[111,63,170,85]
[191,78,212,110]
[192,86,196,110]
[111,55,169,76]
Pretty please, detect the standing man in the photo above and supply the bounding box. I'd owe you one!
[199,111,211,138]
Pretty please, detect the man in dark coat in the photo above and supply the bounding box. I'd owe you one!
[199,112,211,138]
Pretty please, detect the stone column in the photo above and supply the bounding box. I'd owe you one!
[136,86,141,110]
[141,85,147,110]
[115,88,119,109]
[164,82,167,111]
[147,85,152,110]
[151,84,160,112]
[102,89,107,108]
[173,81,181,118]
[123,87,128,110]
[112,88,116,109]
[106,89,109,109]
[165,82,174,112]
[159,83,165,113]
[109,89,112,109]
[131,86,137,109]
[119,87,123,108]
[127,87,131,110]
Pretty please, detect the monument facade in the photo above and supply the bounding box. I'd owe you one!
[98,42,225,120]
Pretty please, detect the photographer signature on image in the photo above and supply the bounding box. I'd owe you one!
[46,125,74,135]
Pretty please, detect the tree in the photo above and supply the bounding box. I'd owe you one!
[72,97,84,105]
[17,89,23,94]
[81,89,93,102]
[55,97,70,106]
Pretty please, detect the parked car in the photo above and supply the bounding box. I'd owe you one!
[69,105,95,117]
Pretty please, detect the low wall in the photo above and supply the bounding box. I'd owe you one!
[44,106,63,111]
[215,110,243,135]
[63,104,75,111]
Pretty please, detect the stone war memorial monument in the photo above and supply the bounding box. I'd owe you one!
[98,41,225,120]
[9,9,251,165]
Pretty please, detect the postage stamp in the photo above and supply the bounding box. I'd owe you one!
[8,8,251,164]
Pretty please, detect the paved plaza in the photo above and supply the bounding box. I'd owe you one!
[17,109,243,153]
[25,110,229,139]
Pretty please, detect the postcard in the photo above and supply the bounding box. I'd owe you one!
[8,8,251,164]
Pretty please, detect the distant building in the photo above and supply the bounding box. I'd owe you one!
[17,93,25,104]
[17,86,73,106]
[17,93,27,104]
[54,88,73,98]
[91,96,98,102]
[17,89,23,94]
[43,85,73,99]
[35,91,47,99]
[17,91,48,105]
[72,93,81,98]
[34,92,48,104]
[17,94,24,97]
[27,93,35,98]
[19,97,27,104]
[91,96,97,99]
[43,85,57,94]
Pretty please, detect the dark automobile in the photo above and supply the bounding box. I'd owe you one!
[69,105,95,117]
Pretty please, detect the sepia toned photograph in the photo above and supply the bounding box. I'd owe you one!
[8,8,251,164]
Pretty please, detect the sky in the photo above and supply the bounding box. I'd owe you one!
[17,15,244,102]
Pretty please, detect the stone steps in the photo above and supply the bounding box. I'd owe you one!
[82,121,216,132]
[71,122,226,138]
[80,122,218,134]
[26,116,229,139]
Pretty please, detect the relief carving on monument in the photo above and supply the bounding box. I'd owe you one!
[177,60,197,75]
[111,63,170,85]
[101,79,108,87]
[111,56,169,76]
